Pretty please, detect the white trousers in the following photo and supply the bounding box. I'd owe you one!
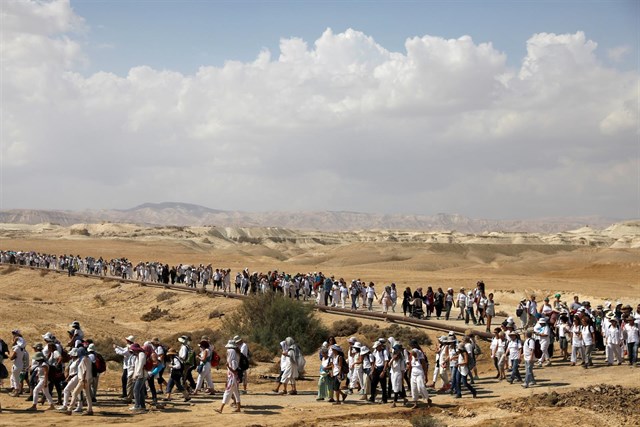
[63,375,79,407]
[33,378,53,405]
[606,344,622,364]
[195,363,213,391]
[410,374,429,401]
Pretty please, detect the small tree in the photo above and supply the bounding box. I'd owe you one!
[222,293,327,356]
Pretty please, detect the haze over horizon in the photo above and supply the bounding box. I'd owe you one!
[1,0,638,219]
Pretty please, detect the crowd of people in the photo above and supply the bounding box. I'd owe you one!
[0,325,251,415]
[1,251,500,328]
[1,248,639,417]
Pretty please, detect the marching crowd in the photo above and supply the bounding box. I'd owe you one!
[1,249,639,417]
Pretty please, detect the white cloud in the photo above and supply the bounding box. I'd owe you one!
[0,0,637,219]
[607,45,630,63]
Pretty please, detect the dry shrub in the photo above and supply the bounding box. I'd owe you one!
[221,293,327,358]
[33,297,43,301]
[359,324,431,347]
[208,309,224,319]
[0,266,18,275]
[39,269,49,277]
[496,310,509,317]
[329,318,362,337]
[268,361,281,375]
[156,291,175,302]
[250,344,275,363]
[411,415,445,427]
[94,336,121,362]
[69,228,90,236]
[162,328,222,352]
[94,294,106,307]
[141,306,170,321]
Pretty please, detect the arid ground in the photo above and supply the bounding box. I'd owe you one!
[0,223,639,426]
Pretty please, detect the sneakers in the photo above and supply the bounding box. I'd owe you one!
[522,384,528,388]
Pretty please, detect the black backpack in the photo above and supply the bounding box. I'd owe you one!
[239,353,250,371]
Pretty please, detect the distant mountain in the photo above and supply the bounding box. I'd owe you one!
[0,202,623,233]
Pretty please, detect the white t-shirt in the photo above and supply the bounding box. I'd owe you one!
[523,338,535,360]
[581,325,595,346]
[625,324,639,343]
[507,339,522,360]
[572,325,583,347]
[373,349,389,368]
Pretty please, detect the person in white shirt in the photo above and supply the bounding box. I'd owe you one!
[535,318,551,366]
[506,331,523,383]
[113,335,134,399]
[522,330,536,388]
[456,289,467,320]
[389,343,407,407]
[65,348,94,416]
[234,335,250,393]
[580,316,596,368]
[623,317,639,366]
[526,295,538,327]
[556,314,570,361]
[27,352,54,411]
[57,348,79,412]
[215,340,241,414]
[368,341,389,403]
[605,318,623,365]
[408,346,430,409]
[570,316,584,366]
[366,284,378,312]
[8,339,25,396]
[129,343,147,413]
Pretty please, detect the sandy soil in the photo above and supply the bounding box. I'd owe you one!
[0,229,639,426]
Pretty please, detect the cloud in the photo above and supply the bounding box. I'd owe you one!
[1,0,637,219]
[607,45,630,62]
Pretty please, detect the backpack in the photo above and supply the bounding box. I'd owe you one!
[516,307,524,317]
[238,353,250,371]
[340,355,349,376]
[143,350,154,371]
[60,347,71,364]
[533,339,542,359]
[94,352,107,374]
[184,345,196,366]
[294,347,306,372]
[0,339,8,357]
[473,341,482,356]
[211,351,220,368]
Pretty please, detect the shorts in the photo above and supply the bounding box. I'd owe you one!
[559,337,568,350]
[332,376,342,391]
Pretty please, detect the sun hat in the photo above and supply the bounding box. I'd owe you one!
[233,335,242,342]
[151,337,160,344]
[225,340,237,349]
[353,341,362,349]
[33,352,45,361]
[70,321,80,328]
[448,331,455,336]
[178,335,189,344]
[87,343,96,352]
[68,348,79,357]
[554,293,561,298]
[331,344,342,352]
[360,346,370,355]
[348,337,357,344]
[32,343,44,351]
[539,318,547,324]
[508,331,517,336]
[42,332,54,342]
[605,311,615,319]
[126,335,135,343]
[166,347,177,356]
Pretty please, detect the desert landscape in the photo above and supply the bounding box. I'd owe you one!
[0,221,639,426]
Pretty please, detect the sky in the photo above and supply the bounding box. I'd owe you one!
[1,0,638,219]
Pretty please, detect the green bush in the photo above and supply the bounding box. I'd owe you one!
[359,324,431,347]
[329,318,362,337]
[221,294,327,357]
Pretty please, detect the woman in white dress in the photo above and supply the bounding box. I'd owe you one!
[408,346,430,409]
[389,343,407,407]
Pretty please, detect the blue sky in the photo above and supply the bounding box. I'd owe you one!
[74,0,639,76]
[1,0,638,218]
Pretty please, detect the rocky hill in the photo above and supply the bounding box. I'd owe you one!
[0,202,623,233]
